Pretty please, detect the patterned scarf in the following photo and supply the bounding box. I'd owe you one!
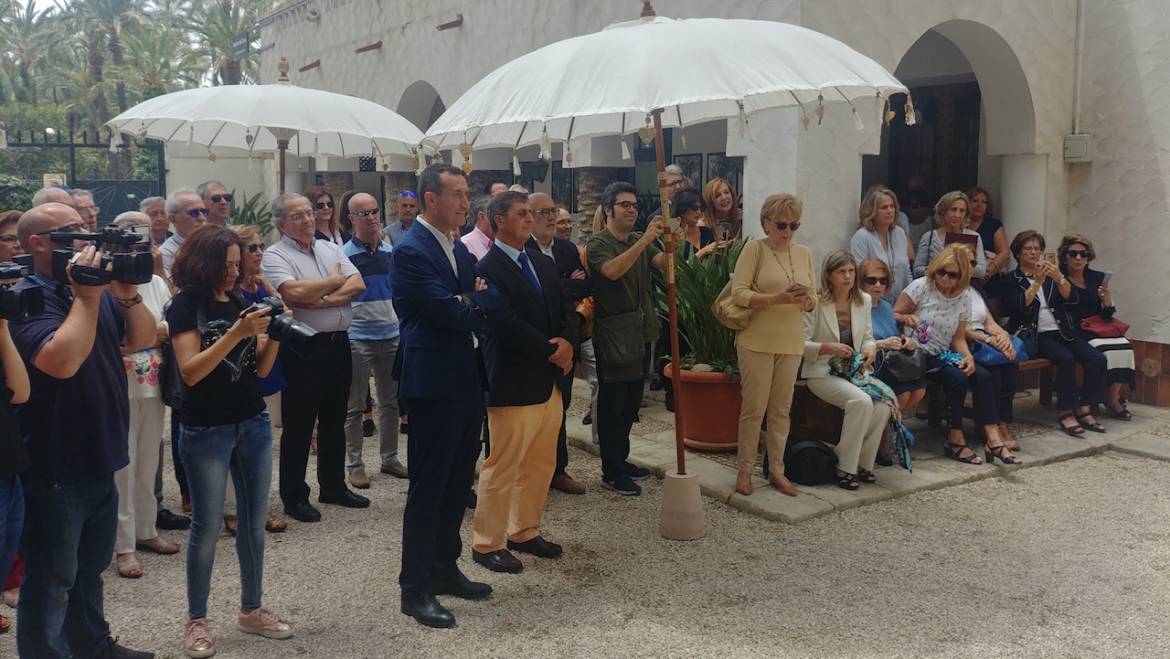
[828,352,915,471]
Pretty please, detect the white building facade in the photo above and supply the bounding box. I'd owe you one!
[245,0,1170,404]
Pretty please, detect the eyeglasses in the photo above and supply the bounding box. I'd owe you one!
[75,205,99,214]
[186,208,210,219]
[1066,249,1092,259]
[773,221,800,231]
[935,270,961,281]
[614,201,639,210]
[399,191,417,199]
[209,194,233,204]
[247,243,264,253]
[351,208,380,218]
[285,211,314,222]
[315,201,334,210]
[863,276,889,286]
[667,179,686,189]
[533,208,558,217]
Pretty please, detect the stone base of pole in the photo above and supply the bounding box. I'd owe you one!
[658,470,705,540]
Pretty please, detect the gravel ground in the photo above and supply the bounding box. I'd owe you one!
[3,446,1170,658]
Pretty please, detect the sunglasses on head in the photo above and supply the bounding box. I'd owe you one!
[935,270,961,281]
[1066,249,1092,259]
[773,221,800,231]
[247,243,263,253]
[315,201,334,210]
[210,194,233,204]
[399,191,417,199]
[863,276,889,286]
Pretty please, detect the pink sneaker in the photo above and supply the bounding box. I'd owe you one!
[237,607,293,640]
[183,618,215,658]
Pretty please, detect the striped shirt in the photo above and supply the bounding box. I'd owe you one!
[342,236,399,341]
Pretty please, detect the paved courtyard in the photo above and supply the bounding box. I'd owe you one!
[4,383,1170,658]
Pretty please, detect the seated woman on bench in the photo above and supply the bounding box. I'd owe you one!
[801,250,888,489]
[894,245,1021,465]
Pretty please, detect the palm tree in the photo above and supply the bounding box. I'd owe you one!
[69,0,147,114]
[0,0,60,104]
[121,20,202,99]
[191,0,276,85]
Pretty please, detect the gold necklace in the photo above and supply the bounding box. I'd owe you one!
[766,241,797,285]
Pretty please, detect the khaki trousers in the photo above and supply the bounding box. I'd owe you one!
[736,347,801,475]
[473,386,563,553]
[805,376,889,474]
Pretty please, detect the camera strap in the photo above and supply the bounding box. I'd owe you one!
[197,296,254,383]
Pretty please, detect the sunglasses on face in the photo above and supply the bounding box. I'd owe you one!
[863,276,889,286]
[351,209,380,218]
[1066,249,1092,259]
[773,221,800,231]
[935,270,961,281]
[247,243,264,253]
[187,208,210,219]
[315,201,334,210]
[210,194,233,204]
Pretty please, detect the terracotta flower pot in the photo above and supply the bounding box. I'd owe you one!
[663,363,741,452]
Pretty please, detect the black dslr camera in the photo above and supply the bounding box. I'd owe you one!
[50,227,154,286]
[242,297,319,357]
[0,262,44,322]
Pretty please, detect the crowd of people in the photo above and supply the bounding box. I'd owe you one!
[0,162,1136,656]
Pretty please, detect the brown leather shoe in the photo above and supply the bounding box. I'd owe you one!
[472,548,523,574]
[550,472,585,495]
[507,535,563,559]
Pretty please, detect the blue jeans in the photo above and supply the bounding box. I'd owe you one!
[17,474,117,659]
[179,411,273,620]
[0,475,23,592]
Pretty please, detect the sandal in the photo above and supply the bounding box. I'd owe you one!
[1075,410,1106,433]
[1058,412,1085,437]
[985,443,1023,465]
[944,442,984,465]
[223,515,238,537]
[857,468,877,484]
[115,552,143,579]
[1104,402,1133,421]
[834,471,860,490]
[266,512,288,533]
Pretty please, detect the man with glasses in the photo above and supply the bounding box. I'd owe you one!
[70,189,100,232]
[459,195,494,261]
[262,193,369,523]
[10,202,157,659]
[159,188,209,278]
[197,180,232,227]
[387,190,419,246]
[586,182,670,496]
[341,193,406,489]
[638,164,691,231]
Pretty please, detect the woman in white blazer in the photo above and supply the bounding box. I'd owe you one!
[802,250,890,489]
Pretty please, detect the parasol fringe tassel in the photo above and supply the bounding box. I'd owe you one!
[512,152,522,176]
[620,138,631,161]
[815,94,825,126]
[539,126,551,160]
[905,95,917,126]
[736,101,751,140]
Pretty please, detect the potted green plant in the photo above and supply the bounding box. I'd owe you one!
[657,239,745,452]
[229,191,275,239]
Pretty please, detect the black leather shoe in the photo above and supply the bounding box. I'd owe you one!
[106,638,156,658]
[283,500,322,523]
[401,590,455,628]
[155,508,191,530]
[507,535,563,559]
[432,567,492,600]
[318,489,370,508]
[472,548,523,574]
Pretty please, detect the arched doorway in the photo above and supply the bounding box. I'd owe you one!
[396,80,447,132]
[863,20,1040,242]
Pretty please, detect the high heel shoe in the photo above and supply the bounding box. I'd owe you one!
[985,443,1023,465]
[944,442,983,465]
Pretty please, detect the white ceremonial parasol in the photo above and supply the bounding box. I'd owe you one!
[425,1,911,540]
[108,58,424,192]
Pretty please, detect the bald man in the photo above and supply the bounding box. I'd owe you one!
[11,202,157,658]
[30,187,74,208]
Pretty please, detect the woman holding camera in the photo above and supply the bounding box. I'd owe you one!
[167,225,291,657]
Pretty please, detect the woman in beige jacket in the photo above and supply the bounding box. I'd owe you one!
[802,250,888,489]
[731,194,815,496]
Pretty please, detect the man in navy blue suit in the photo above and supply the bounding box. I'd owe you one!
[392,164,501,628]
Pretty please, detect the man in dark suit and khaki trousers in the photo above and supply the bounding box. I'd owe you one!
[392,164,501,628]
[471,191,578,573]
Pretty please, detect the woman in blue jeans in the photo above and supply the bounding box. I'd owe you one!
[167,225,290,657]
[0,316,31,634]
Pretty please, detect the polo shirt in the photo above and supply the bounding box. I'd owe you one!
[387,220,414,246]
[160,233,185,277]
[261,235,360,332]
[343,236,399,341]
[10,274,129,483]
[586,229,661,343]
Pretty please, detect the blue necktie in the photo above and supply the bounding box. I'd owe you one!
[517,251,542,293]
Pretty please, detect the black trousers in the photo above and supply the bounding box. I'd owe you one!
[554,377,571,478]
[985,362,1019,424]
[399,397,484,594]
[925,355,1001,429]
[279,332,352,505]
[1037,331,1107,409]
[596,348,647,481]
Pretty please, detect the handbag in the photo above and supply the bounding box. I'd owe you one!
[1080,314,1129,338]
[159,340,184,409]
[971,332,1027,366]
[712,240,762,331]
[593,310,645,382]
[1013,322,1039,357]
[876,348,925,383]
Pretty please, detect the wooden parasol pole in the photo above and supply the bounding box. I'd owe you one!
[651,109,686,476]
[277,139,288,193]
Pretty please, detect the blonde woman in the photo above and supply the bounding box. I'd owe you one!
[850,187,914,300]
[702,177,741,240]
[802,251,888,489]
[894,245,1020,465]
[730,194,815,496]
[913,191,987,279]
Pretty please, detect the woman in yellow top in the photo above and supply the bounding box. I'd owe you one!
[730,194,815,496]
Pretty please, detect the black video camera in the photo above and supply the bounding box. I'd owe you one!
[242,297,319,357]
[0,262,44,322]
[50,227,154,286]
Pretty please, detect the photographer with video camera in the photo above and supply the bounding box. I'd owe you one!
[10,202,157,659]
[0,260,31,637]
[166,224,291,657]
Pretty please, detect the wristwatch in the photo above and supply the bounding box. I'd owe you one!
[321,294,330,306]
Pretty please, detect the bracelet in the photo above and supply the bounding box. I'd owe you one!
[114,294,142,308]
